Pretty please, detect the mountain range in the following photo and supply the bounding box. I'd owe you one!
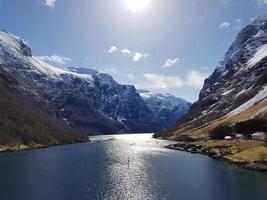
[0,30,190,148]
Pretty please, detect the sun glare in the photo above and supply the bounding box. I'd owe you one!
[123,0,150,12]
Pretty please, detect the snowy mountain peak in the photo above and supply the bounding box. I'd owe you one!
[66,67,115,85]
[200,15,267,99]
[138,89,190,109]
[0,30,31,59]
[0,30,192,134]
[164,14,267,139]
[138,89,191,129]
[254,14,267,24]
[213,15,267,74]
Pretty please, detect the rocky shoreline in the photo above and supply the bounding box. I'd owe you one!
[165,142,267,172]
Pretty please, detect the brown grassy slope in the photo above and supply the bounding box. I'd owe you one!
[165,99,267,140]
[0,73,88,147]
[226,146,267,162]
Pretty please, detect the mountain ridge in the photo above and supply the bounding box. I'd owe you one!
[163,14,267,139]
[0,29,190,147]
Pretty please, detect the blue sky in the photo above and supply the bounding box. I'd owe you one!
[0,0,267,102]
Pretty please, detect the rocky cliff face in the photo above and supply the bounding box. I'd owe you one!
[164,15,267,138]
[138,90,191,130]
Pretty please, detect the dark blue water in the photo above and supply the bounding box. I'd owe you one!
[0,134,266,200]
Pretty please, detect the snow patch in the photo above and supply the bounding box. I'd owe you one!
[222,88,234,96]
[248,44,267,67]
[229,85,267,116]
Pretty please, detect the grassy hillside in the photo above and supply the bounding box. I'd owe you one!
[164,99,267,140]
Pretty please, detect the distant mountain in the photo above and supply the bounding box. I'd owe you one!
[138,90,191,130]
[0,30,189,148]
[163,14,267,139]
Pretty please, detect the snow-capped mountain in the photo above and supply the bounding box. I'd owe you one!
[138,90,191,129]
[0,30,188,137]
[164,14,267,138]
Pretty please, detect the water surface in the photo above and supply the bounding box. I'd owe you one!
[0,134,266,200]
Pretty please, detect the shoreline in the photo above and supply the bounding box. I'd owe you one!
[0,140,90,154]
[165,142,267,172]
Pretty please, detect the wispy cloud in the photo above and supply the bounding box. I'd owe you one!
[121,49,150,62]
[127,73,135,80]
[43,0,56,9]
[132,52,150,62]
[257,0,267,5]
[233,19,243,31]
[109,46,149,62]
[121,48,132,57]
[219,19,244,31]
[37,55,71,65]
[162,58,180,68]
[108,46,118,53]
[219,21,231,29]
[185,70,208,88]
[143,73,184,89]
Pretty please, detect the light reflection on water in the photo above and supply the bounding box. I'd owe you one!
[91,134,171,200]
[0,134,266,200]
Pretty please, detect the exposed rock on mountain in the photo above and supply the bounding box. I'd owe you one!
[163,15,267,139]
[138,89,191,130]
[0,30,189,145]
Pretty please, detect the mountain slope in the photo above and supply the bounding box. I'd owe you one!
[163,15,267,139]
[0,30,161,135]
[138,90,191,130]
[0,67,87,148]
[0,30,189,139]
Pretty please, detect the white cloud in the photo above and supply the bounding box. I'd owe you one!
[133,53,143,62]
[143,73,183,89]
[219,21,231,29]
[43,0,56,8]
[186,70,208,88]
[257,0,267,4]
[121,49,132,57]
[162,58,180,68]
[219,19,243,31]
[108,46,118,53]
[37,55,72,65]
[120,48,149,62]
[132,52,150,62]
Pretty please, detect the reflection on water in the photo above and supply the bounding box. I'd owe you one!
[0,134,266,200]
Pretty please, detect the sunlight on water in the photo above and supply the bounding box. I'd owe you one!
[0,134,266,200]
[90,134,171,200]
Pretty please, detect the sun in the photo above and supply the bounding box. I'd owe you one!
[123,0,150,12]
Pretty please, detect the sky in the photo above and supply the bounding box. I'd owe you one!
[0,0,267,102]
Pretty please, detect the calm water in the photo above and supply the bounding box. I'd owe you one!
[0,134,266,200]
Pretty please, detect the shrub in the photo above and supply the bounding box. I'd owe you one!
[234,118,267,136]
[209,124,235,140]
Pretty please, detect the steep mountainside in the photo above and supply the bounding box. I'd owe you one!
[138,90,191,130]
[0,68,88,147]
[0,30,188,139]
[163,15,267,139]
